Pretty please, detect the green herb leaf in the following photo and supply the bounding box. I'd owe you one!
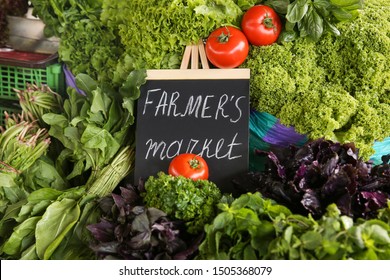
[286,0,309,23]
[304,7,324,41]
[265,0,290,14]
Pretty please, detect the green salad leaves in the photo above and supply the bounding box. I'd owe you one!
[244,0,390,160]
[198,192,390,260]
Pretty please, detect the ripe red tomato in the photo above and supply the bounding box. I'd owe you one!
[241,5,282,46]
[205,26,249,69]
[168,153,209,180]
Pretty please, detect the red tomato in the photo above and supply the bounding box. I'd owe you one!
[241,5,282,46]
[168,153,209,180]
[205,26,249,69]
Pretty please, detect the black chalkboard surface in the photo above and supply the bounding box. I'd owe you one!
[134,69,250,193]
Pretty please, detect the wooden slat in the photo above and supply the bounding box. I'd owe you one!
[197,39,209,69]
[146,68,250,80]
[180,46,192,69]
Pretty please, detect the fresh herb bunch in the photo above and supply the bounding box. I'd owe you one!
[233,138,390,219]
[282,0,363,41]
[87,183,200,260]
[198,192,390,260]
[0,121,51,215]
[142,172,222,234]
[15,83,63,128]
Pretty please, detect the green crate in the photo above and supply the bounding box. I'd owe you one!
[0,63,65,100]
[0,101,21,127]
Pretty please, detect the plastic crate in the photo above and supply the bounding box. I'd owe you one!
[0,50,65,100]
[0,101,21,127]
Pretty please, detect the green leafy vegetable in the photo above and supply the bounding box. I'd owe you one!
[35,198,80,260]
[87,183,201,260]
[142,172,222,234]
[101,0,248,69]
[198,192,390,260]
[243,0,390,160]
[283,0,362,41]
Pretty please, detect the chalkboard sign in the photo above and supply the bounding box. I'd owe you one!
[134,69,250,193]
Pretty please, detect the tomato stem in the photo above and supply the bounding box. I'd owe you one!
[217,27,231,43]
[263,13,276,31]
[189,157,201,169]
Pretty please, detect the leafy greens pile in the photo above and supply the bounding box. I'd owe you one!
[233,138,390,220]
[142,172,222,234]
[0,70,147,260]
[87,183,200,260]
[198,192,390,260]
[31,0,123,85]
[100,0,252,70]
[244,0,390,160]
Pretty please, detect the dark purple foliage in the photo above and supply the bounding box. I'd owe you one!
[87,183,201,260]
[233,139,390,219]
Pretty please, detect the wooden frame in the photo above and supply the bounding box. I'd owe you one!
[146,39,250,80]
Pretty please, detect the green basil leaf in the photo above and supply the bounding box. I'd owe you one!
[265,0,290,14]
[304,8,324,41]
[213,211,234,230]
[331,7,353,21]
[278,30,299,42]
[313,0,331,16]
[322,239,340,255]
[329,0,361,7]
[243,244,257,260]
[301,231,322,250]
[324,19,341,36]
[234,208,261,230]
[286,0,309,23]
[363,224,390,245]
[230,193,251,210]
[285,20,296,31]
[350,225,365,249]
[35,198,80,260]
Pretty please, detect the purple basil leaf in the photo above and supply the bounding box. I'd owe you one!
[131,212,150,232]
[360,191,388,212]
[335,193,352,217]
[120,186,140,205]
[267,151,286,179]
[132,205,145,215]
[112,193,125,209]
[174,233,204,260]
[128,231,151,250]
[90,241,119,254]
[294,145,314,165]
[87,219,115,242]
[321,171,350,198]
[293,164,307,186]
[301,189,322,216]
[321,152,339,177]
[147,207,167,225]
